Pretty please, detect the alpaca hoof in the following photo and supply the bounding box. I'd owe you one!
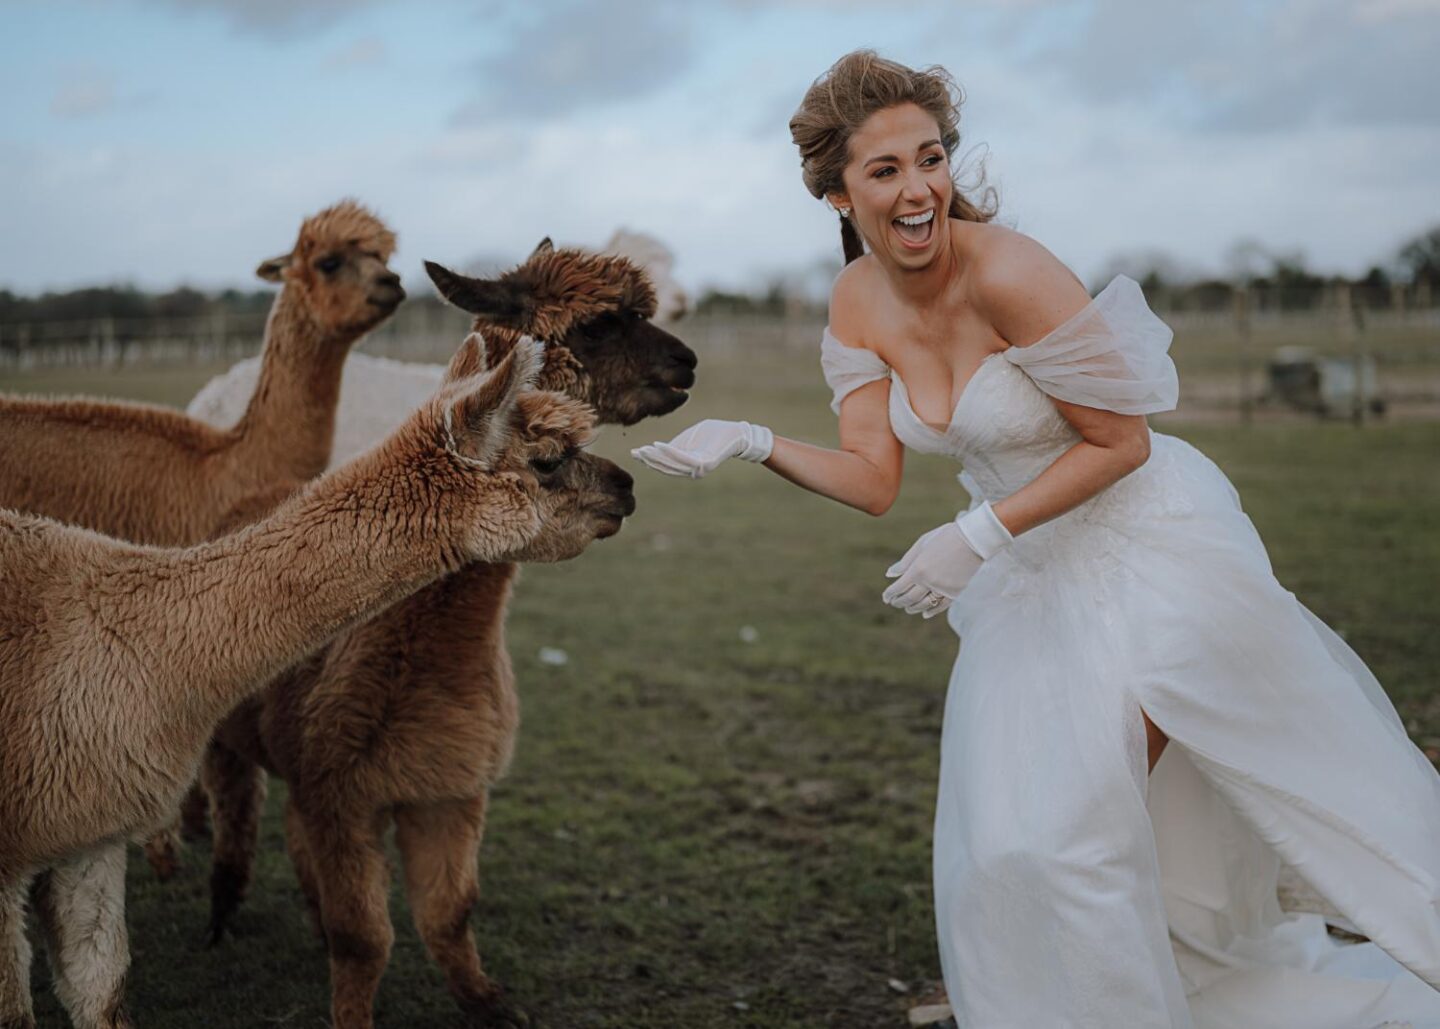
[458,989,530,1028]
[203,919,226,948]
[207,863,248,943]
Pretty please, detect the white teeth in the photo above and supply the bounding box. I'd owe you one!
[896,210,934,226]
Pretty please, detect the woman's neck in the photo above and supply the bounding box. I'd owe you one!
[876,219,967,315]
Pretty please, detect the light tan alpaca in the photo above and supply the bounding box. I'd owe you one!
[197,246,689,1028]
[0,199,402,546]
[0,199,400,878]
[0,339,633,1029]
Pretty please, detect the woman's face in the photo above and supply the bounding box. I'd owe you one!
[831,103,952,271]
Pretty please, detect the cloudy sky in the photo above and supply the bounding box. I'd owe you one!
[3,0,1438,296]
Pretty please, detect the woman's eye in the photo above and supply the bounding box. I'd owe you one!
[873,167,894,179]
[923,154,943,166]
[316,255,343,274]
[530,457,564,475]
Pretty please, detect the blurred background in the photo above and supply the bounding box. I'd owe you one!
[4,2,1439,1027]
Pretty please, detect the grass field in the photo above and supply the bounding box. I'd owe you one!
[5,344,1439,1028]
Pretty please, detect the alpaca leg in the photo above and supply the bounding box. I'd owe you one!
[202,740,267,943]
[0,876,35,1029]
[142,777,214,883]
[283,799,323,937]
[32,843,133,1029]
[141,820,182,883]
[308,813,393,1029]
[179,779,211,840]
[395,795,525,1028]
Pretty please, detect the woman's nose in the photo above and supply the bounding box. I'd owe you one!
[901,168,929,199]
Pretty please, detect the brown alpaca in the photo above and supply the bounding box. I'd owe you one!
[0,339,634,1029]
[195,242,694,1029]
[0,199,402,546]
[425,237,697,426]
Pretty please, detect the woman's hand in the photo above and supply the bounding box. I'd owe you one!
[883,502,1014,617]
[631,419,774,479]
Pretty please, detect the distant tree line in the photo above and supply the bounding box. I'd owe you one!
[5,226,1439,324]
[0,286,453,325]
[696,225,1440,317]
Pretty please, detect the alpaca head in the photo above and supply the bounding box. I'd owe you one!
[256,199,405,340]
[439,334,635,562]
[423,239,697,427]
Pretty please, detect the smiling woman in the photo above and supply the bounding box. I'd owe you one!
[631,45,1440,1029]
[788,49,995,266]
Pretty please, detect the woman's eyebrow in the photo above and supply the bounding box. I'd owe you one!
[863,139,943,168]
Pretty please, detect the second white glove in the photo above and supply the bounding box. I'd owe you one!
[631,419,774,479]
[882,501,1014,618]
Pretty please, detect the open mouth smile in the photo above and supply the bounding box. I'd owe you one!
[892,208,935,250]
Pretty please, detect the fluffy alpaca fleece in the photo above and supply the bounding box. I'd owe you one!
[596,228,687,323]
[192,244,690,1029]
[0,199,401,548]
[0,338,633,1029]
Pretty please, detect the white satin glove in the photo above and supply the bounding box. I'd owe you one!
[882,502,1014,618]
[630,419,774,479]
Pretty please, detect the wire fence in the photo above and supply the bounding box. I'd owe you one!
[3,285,1438,422]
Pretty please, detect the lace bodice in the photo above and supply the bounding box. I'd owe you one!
[820,276,1179,503]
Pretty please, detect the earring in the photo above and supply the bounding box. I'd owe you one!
[838,207,851,219]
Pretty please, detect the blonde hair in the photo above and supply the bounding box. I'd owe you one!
[789,49,996,263]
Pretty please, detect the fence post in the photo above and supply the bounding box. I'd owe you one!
[1235,283,1252,425]
[1336,283,1367,427]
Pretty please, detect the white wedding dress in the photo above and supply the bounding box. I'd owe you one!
[821,276,1440,1028]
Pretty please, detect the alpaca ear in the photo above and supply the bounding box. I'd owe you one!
[530,237,555,258]
[256,254,290,282]
[442,332,491,385]
[424,260,529,324]
[444,337,544,467]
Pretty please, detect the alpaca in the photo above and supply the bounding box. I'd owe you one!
[0,199,402,547]
[597,228,687,323]
[0,338,634,1029]
[187,237,697,467]
[194,243,695,1028]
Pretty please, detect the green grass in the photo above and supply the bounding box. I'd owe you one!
[7,350,1439,1028]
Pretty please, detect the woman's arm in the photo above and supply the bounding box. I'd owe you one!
[971,235,1153,538]
[763,378,904,516]
[632,260,904,516]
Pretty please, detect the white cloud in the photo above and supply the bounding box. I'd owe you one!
[453,0,693,123]
[145,0,382,39]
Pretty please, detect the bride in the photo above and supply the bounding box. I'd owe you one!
[631,50,1440,1028]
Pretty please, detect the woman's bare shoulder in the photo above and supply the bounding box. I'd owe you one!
[827,256,883,350]
[961,225,1091,347]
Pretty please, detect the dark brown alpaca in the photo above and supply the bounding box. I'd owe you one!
[198,242,694,1029]
[0,338,633,1029]
[425,237,696,426]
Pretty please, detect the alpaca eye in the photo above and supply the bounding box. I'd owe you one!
[581,313,620,339]
[316,255,343,274]
[530,456,565,475]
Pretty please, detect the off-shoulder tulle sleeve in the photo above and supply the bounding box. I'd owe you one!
[1002,276,1179,415]
[820,327,890,415]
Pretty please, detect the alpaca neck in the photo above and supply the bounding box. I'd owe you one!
[231,289,352,482]
[418,560,519,679]
[147,434,527,725]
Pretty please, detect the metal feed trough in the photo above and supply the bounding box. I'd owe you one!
[1263,346,1384,418]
